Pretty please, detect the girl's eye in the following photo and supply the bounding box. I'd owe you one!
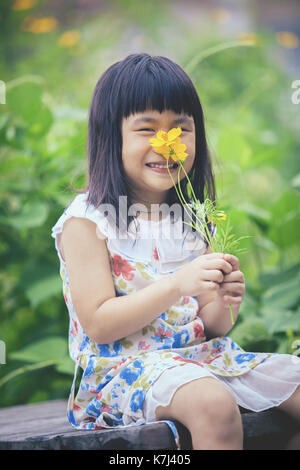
[138,128,190,132]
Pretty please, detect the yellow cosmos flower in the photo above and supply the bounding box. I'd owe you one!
[58,30,81,47]
[276,31,299,49]
[238,32,260,46]
[207,211,227,225]
[216,210,227,221]
[12,0,37,10]
[149,127,189,162]
[21,16,58,33]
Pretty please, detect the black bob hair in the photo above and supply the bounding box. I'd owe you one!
[72,52,216,241]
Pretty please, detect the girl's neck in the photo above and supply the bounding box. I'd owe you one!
[136,210,165,222]
[131,195,168,220]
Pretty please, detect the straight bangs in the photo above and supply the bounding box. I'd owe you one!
[117,56,197,121]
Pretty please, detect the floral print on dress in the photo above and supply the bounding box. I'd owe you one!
[112,254,136,280]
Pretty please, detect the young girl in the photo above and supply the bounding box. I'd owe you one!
[51,53,300,450]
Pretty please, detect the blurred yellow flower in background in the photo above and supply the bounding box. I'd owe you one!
[21,16,58,33]
[58,30,81,48]
[276,31,299,49]
[58,29,80,47]
[237,32,260,46]
[211,9,231,24]
[12,0,37,11]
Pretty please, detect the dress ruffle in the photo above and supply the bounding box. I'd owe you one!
[143,354,300,422]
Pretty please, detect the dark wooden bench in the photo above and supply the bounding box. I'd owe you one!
[0,399,299,450]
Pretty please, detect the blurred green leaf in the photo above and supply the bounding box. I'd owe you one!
[230,317,270,347]
[6,79,53,137]
[217,126,252,167]
[6,81,43,123]
[237,202,271,231]
[1,201,49,229]
[25,275,62,308]
[260,277,300,310]
[28,104,53,137]
[9,337,68,363]
[268,190,300,247]
[55,357,75,376]
[260,306,300,334]
[259,264,300,288]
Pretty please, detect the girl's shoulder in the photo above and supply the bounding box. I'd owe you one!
[51,191,110,241]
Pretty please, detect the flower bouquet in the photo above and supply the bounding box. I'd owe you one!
[149,127,251,325]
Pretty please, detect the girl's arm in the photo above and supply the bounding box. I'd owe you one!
[197,292,240,340]
[195,246,242,339]
[61,218,182,344]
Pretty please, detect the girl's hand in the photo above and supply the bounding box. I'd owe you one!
[219,254,245,308]
[172,252,234,298]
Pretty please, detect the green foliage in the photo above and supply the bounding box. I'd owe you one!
[0,2,300,407]
[0,73,86,406]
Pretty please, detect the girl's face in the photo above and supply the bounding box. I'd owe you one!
[121,109,196,208]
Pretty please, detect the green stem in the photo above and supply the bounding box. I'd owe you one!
[0,360,59,388]
[178,161,197,201]
[176,163,197,221]
[228,302,235,325]
[169,156,235,326]
[184,40,255,75]
[177,162,214,248]
[5,74,45,91]
[166,159,187,208]
[169,159,215,251]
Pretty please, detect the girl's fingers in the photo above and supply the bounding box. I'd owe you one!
[203,258,233,274]
[224,253,239,271]
[223,295,243,305]
[220,282,244,294]
[222,270,244,282]
[203,269,225,283]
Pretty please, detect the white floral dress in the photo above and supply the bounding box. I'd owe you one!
[51,192,300,449]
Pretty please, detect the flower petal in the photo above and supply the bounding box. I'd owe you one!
[156,130,168,142]
[149,137,166,148]
[154,145,170,159]
[167,127,182,141]
[173,142,187,153]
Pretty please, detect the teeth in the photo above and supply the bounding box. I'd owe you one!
[148,163,177,169]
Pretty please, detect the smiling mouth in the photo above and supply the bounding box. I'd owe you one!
[146,162,179,169]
